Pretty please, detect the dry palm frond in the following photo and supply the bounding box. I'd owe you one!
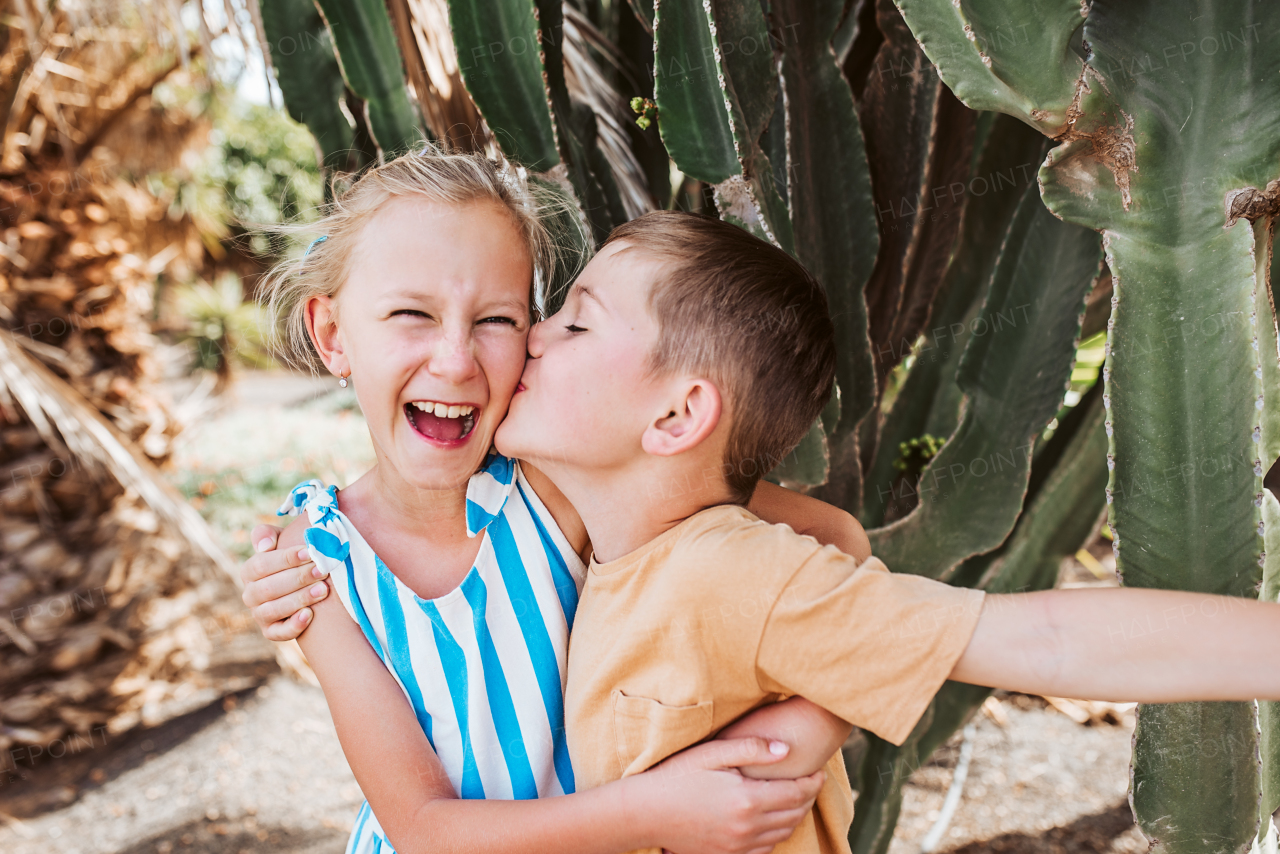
[0,327,313,683]
[0,1,312,751]
[0,327,230,577]
[404,0,489,152]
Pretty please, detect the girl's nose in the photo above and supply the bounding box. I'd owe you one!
[429,328,480,383]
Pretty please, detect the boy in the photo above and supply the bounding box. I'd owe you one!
[249,212,1280,853]
[490,212,1280,852]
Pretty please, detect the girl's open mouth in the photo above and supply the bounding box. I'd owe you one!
[405,401,478,443]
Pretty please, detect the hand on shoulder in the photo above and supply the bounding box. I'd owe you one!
[240,517,330,642]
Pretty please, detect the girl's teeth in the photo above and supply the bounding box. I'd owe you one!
[409,401,475,417]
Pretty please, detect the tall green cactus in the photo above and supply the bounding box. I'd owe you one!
[259,0,358,176]
[311,0,423,155]
[266,1,1279,851]
[893,1,1280,852]
[447,0,629,246]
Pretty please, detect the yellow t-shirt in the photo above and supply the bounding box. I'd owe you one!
[564,504,986,854]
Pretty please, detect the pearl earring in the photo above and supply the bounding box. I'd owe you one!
[339,374,349,388]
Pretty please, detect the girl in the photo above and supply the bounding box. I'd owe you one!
[246,147,867,854]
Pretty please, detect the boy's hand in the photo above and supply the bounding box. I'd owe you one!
[240,523,329,641]
[639,736,825,854]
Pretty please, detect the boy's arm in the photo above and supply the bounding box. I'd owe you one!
[284,522,824,854]
[241,523,327,642]
[950,588,1280,702]
[714,697,852,781]
[748,481,872,562]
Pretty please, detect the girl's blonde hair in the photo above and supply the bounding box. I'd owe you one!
[259,143,581,370]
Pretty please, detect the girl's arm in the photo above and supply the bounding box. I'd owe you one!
[278,521,825,854]
[747,481,871,562]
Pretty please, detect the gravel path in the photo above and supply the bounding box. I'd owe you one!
[888,696,1142,854]
[0,675,1148,854]
[0,678,359,854]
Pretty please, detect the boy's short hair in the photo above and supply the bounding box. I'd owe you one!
[604,211,837,503]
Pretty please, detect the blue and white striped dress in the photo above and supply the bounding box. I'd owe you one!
[278,454,585,854]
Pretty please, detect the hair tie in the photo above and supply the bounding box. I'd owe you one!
[304,235,328,257]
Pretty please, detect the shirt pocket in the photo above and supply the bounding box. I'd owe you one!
[612,690,714,777]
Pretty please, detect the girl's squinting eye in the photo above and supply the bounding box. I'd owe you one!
[565,323,587,334]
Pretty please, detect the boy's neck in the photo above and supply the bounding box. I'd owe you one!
[550,459,738,563]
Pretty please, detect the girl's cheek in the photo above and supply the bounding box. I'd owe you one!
[480,335,529,376]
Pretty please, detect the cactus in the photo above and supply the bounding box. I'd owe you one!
[266,1,1280,850]
[447,0,632,244]
[311,0,424,155]
[258,0,358,176]
[651,0,793,253]
[852,387,1110,853]
[890,1,1280,851]
[860,114,1046,526]
[770,0,878,490]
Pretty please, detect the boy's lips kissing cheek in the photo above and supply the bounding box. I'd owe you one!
[404,400,479,444]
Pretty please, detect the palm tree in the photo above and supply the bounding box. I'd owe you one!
[0,0,306,756]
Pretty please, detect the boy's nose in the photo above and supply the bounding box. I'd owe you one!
[526,319,548,358]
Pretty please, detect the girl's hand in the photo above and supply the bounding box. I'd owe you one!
[240,523,330,641]
[634,736,826,854]
[716,696,852,781]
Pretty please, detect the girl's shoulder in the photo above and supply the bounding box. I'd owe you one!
[277,479,353,565]
[279,479,339,518]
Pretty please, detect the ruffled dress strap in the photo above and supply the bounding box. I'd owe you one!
[276,480,391,664]
[278,479,351,566]
[465,453,519,537]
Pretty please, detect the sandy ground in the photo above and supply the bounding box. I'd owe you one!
[0,675,1145,854]
[888,697,1143,854]
[0,678,359,854]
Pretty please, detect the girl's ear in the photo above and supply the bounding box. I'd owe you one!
[305,295,349,379]
[641,379,723,457]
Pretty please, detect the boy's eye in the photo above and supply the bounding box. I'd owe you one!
[479,316,520,327]
[390,309,431,319]
[565,324,587,334]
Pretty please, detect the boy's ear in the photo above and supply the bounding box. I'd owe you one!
[641,379,723,458]
[305,295,349,379]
